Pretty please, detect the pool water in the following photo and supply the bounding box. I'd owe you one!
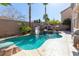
[5,33,62,50]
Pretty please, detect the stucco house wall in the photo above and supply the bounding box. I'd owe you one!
[61,7,72,23]
[72,3,79,31]
[61,3,79,32]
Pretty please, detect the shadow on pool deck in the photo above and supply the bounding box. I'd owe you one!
[63,31,71,34]
[72,51,79,56]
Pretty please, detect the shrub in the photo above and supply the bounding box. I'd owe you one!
[34,19,41,23]
[19,26,32,34]
[47,20,61,25]
[26,26,32,32]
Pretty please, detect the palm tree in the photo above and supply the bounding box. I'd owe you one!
[28,3,32,27]
[0,3,11,6]
[43,3,48,22]
[43,3,48,15]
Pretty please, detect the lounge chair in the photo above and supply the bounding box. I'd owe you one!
[73,30,79,54]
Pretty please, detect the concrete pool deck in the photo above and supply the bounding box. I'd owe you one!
[12,32,75,56]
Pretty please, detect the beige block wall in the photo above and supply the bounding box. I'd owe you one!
[0,19,21,37]
[61,7,72,22]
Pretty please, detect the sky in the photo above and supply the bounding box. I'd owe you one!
[0,3,70,22]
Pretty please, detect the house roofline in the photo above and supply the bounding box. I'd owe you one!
[61,6,71,14]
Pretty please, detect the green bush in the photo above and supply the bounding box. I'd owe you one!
[47,20,61,25]
[26,26,32,32]
[19,26,32,34]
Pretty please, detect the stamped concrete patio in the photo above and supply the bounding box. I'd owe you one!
[12,32,75,56]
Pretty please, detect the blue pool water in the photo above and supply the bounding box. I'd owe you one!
[4,33,62,50]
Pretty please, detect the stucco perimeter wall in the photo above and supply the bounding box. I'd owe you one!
[0,19,21,37]
[61,7,72,22]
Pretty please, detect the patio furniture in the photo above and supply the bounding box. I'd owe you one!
[73,30,79,54]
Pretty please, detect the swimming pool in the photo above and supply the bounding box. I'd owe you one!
[4,33,62,50]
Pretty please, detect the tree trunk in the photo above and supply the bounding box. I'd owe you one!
[45,5,46,15]
[28,4,31,27]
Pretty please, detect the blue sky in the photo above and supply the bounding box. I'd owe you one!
[0,3,70,21]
